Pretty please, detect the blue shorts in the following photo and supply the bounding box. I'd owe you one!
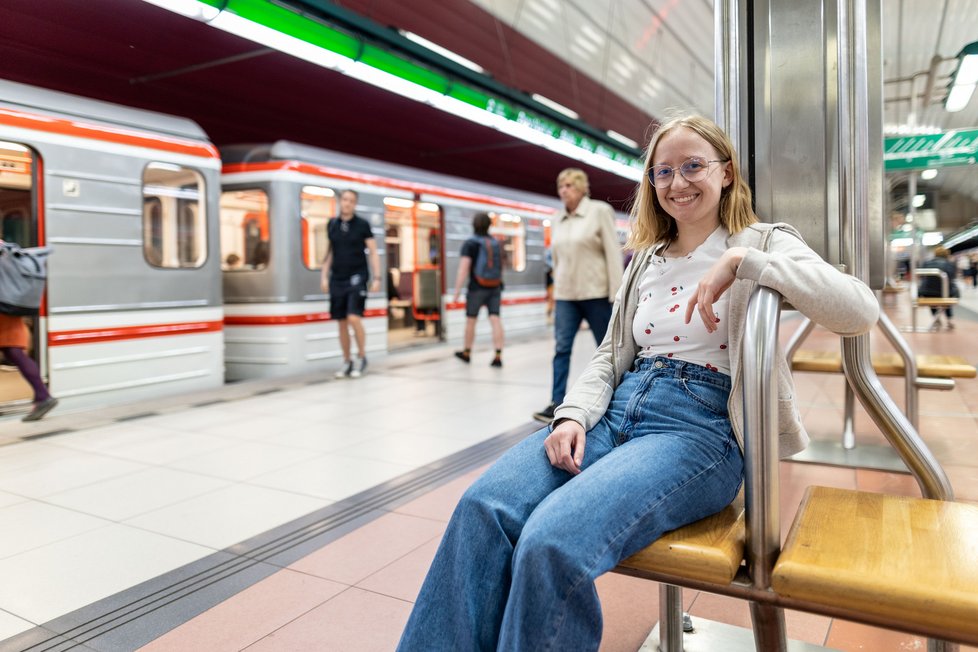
[329,276,367,320]
[466,286,501,317]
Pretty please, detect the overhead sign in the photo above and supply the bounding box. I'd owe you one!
[884,128,978,171]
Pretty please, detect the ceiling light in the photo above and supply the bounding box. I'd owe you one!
[945,41,978,112]
[912,194,926,208]
[531,94,580,120]
[137,0,642,181]
[606,130,639,149]
[920,168,938,180]
[399,30,485,74]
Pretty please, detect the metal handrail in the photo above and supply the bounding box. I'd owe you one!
[742,285,787,649]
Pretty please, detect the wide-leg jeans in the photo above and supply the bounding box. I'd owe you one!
[397,356,745,652]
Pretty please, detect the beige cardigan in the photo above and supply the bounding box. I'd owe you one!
[552,222,879,458]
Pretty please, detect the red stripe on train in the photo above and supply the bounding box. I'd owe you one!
[222,161,557,214]
[446,296,548,310]
[224,308,387,325]
[49,320,224,346]
[0,107,220,159]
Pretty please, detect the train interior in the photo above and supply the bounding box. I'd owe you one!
[383,198,442,349]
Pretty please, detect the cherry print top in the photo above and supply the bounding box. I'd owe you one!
[632,226,731,374]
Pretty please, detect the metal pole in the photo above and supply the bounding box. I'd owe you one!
[659,584,684,651]
[742,286,787,650]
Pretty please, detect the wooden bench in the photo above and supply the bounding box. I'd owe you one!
[619,494,745,585]
[916,297,959,309]
[772,486,978,642]
[615,486,978,647]
[790,349,975,448]
[791,350,976,379]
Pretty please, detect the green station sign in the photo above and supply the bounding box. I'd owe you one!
[884,128,978,171]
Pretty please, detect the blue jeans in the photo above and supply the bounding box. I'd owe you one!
[397,357,744,652]
[552,298,613,405]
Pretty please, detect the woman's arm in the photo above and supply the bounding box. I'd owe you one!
[688,228,878,336]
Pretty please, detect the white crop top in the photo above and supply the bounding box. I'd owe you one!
[632,226,731,374]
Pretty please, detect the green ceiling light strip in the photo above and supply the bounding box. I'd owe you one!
[147,0,644,179]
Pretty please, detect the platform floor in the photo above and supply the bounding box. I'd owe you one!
[1,288,977,651]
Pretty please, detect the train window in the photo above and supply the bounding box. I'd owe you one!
[142,163,206,268]
[220,189,270,270]
[300,186,336,269]
[489,212,527,272]
[0,141,36,246]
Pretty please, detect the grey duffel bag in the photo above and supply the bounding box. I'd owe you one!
[0,242,51,316]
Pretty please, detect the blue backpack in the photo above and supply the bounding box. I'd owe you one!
[472,237,502,288]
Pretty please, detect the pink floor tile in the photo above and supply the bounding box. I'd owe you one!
[594,573,662,652]
[392,466,486,522]
[356,537,441,602]
[289,511,445,585]
[138,569,346,652]
[244,587,412,652]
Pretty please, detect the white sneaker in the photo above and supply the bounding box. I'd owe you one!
[335,360,353,378]
[350,357,367,378]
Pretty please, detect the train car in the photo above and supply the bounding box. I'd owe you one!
[219,141,561,380]
[0,79,224,414]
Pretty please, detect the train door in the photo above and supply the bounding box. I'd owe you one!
[0,141,41,411]
[384,197,443,349]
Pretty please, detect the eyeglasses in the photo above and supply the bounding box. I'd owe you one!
[648,157,729,188]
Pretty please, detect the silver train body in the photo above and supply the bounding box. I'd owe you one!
[0,79,224,411]
[2,79,630,409]
[218,141,561,380]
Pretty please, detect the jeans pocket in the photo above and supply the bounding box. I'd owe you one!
[680,378,729,416]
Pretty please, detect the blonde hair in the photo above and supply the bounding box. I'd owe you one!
[626,114,757,251]
[556,168,590,195]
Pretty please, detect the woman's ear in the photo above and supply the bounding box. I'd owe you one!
[722,162,734,188]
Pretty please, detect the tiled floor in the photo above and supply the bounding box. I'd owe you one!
[3,290,978,651]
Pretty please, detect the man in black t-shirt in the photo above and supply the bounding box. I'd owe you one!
[320,189,381,378]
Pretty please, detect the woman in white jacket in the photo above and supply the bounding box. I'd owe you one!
[398,115,879,652]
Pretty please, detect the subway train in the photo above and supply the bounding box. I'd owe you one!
[0,78,626,412]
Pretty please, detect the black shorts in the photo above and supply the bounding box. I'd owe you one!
[330,276,367,320]
[465,286,501,317]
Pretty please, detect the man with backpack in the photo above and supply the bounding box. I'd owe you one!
[452,212,504,367]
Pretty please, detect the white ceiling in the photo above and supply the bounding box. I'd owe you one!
[473,0,978,208]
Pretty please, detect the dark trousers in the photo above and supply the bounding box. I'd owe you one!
[551,298,612,405]
[1,347,50,402]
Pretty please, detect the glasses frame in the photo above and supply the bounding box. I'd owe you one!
[647,157,730,188]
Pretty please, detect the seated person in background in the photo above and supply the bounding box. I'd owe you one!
[918,246,959,330]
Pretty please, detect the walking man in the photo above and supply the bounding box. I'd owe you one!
[321,189,381,378]
[533,169,623,422]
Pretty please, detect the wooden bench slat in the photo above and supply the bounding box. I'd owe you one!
[916,298,959,307]
[772,486,978,640]
[791,350,976,379]
[617,494,745,585]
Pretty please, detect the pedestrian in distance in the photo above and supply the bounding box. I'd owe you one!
[0,238,58,421]
[452,212,504,367]
[320,189,381,378]
[397,114,878,652]
[533,168,624,423]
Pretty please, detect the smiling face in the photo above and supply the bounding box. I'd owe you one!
[651,127,732,236]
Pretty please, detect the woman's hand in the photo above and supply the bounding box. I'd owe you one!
[544,419,586,475]
[685,246,747,333]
